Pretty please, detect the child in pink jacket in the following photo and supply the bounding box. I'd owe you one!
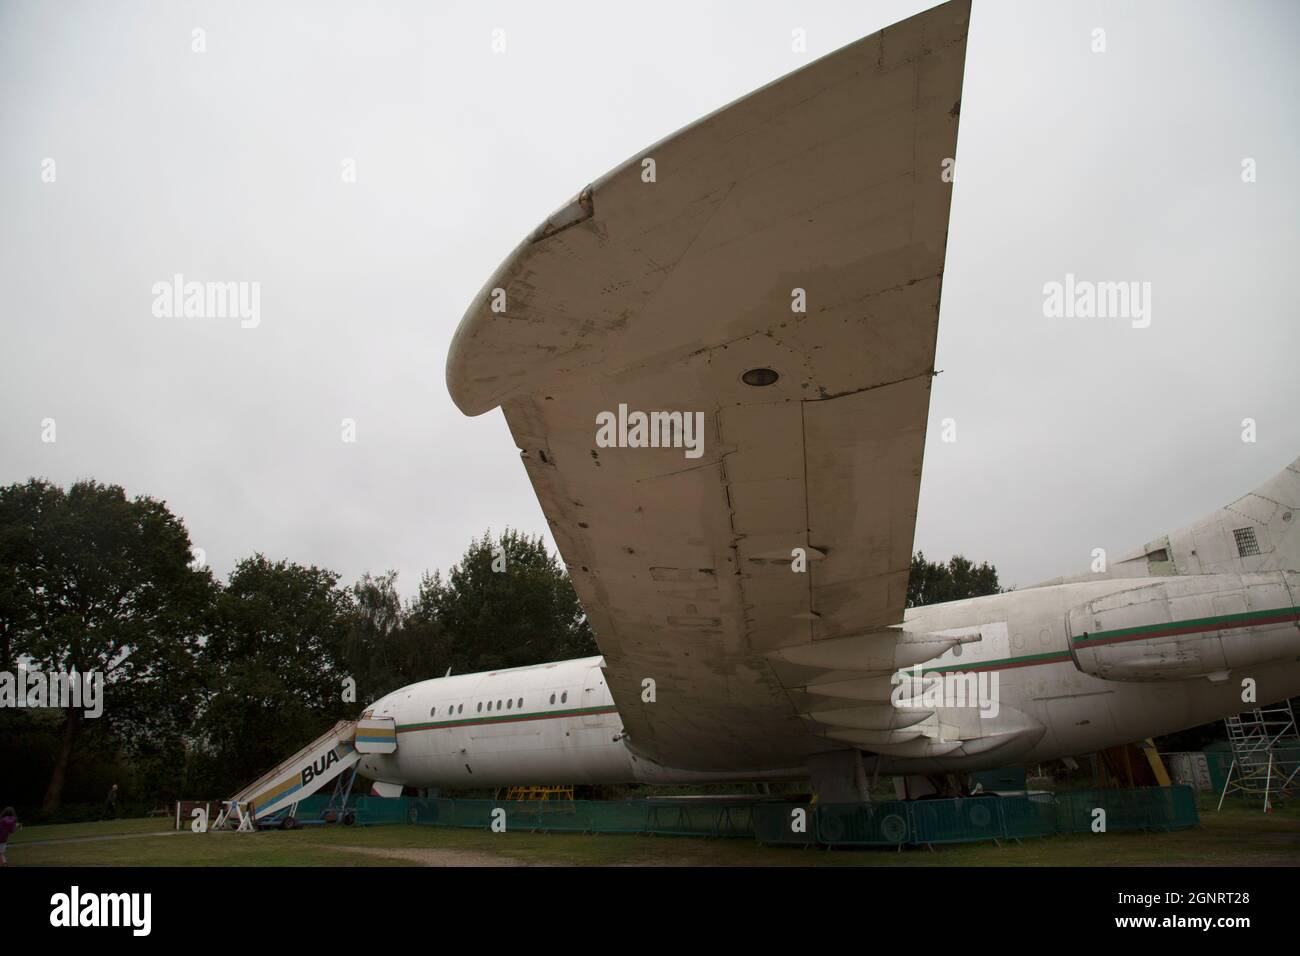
[0,808,19,865]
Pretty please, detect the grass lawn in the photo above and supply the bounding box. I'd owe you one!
[9,816,170,843]
[9,798,1298,867]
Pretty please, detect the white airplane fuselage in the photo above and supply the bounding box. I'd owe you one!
[359,656,793,790]
[360,571,1300,790]
[361,459,1300,791]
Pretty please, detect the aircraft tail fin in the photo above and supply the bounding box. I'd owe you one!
[1109,455,1300,579]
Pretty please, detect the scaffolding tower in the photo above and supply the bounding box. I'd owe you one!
[1217,700,1300,812]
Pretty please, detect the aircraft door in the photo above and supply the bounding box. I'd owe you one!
[581,666,607,727]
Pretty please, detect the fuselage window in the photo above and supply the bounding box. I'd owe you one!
[550,693,556,705]
[518,697,523,708]
[430,706,437,717]
[497,699,503,710]
[458,704,463,714]
[561,692,568,704]
[506,699,513,710]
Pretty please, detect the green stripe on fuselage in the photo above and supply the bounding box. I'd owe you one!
[397,704,618,734]
[1072,604,1300,647]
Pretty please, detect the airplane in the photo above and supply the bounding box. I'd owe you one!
[358,0,1300,803]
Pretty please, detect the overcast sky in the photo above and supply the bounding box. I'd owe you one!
[2,0,1297,598]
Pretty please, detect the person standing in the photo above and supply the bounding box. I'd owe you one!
[102,783,119,820]
[0,807,19,865]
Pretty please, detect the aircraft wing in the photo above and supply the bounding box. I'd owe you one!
[447,1,970,771]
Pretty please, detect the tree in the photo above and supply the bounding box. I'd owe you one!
[0,479,215,811]
[907,551,1001,608]
[197,556,355,790]
[412,529,596,674]
[0,479,51,673]
[339,571,448,705]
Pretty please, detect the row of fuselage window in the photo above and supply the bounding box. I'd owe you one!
[430,690,570,719]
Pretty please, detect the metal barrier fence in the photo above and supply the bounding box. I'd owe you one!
[757,787,1197,847]
[410,797,757,837]
[289,786,1198,847]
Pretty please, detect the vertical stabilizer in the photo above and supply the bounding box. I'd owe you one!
[1109,456,1300,579]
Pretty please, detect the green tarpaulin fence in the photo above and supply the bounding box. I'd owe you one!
[289,786,1198,847]
[409,797,756,837]
[776,787,1198,847]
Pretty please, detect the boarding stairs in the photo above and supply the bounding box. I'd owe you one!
[214,716,397,828]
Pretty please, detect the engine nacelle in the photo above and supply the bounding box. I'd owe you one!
[1069,572,1299,681]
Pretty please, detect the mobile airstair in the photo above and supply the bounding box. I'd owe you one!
[213,717,397,829]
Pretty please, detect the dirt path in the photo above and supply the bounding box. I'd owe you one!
[14,830,181,847]
[330,844,539,867]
